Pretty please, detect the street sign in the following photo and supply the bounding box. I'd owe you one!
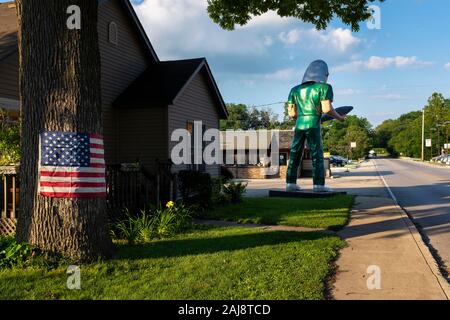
[351,142,357,149]
[426,139,432,148]
[445,143,450,150]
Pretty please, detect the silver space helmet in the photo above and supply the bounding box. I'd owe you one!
[301,60,329,84]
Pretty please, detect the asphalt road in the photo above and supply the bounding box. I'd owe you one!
[374,158,450,272]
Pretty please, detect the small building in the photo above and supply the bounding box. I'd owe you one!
[221,130,331,180]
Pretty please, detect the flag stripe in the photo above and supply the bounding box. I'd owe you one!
[40,182,106,188]
[40,186,107,193]
[90,153,104,159]
[40,176,105,183]
[90,143,104,149]
[91,158,105,164]
[40,192,107,198]
[40,171,105,178]
[90,148,104,154]
[90,163,106,168]
[90,134,103,140]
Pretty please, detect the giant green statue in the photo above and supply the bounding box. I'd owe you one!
[286,60,346,193]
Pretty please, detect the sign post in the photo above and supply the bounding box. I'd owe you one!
[426,139,432,160]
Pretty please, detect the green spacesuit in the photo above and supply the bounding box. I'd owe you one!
[286,60,333,188]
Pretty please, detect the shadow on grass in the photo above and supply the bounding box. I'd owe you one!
[114,229,335,260]
[204,195,354,231]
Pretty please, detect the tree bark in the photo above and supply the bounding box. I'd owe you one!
[16,0,112,261]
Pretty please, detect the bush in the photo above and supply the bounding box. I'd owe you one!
[223,182,247,204]
[111,202,193,244]
[211,177,231,206]
[178,170,213,207]
[0,236,34,269]
[0,109,20,165]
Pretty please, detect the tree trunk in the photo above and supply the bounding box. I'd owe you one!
[16,0,112,261]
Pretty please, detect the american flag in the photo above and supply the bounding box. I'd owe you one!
[39,131,106,198]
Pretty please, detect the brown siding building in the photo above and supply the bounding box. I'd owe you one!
[0,0,228,176]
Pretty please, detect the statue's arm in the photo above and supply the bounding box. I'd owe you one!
[321,100,346,122]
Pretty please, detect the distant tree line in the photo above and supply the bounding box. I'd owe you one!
[221,103,374,159]
[222,92,450,160]
[374,93,450,159]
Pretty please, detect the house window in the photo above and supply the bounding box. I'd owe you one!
[108,22,118,45]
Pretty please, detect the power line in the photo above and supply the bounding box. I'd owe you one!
[251,102,285,108]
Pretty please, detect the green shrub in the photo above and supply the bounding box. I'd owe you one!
[0,236,34,269]
[223,182,247,204]
[178,171,213,207]
[0,109,20,165]
[111,202,193,244]
[210,177,228,205]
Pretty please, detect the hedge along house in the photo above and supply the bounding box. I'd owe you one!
[0,0,228,230]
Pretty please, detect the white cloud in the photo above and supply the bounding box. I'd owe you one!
[335,88,363,96]
[278,27,360,52]
[326,28,361,52]
[334,56,433,72]
[263,36,274,46]
[133,0,273,58]
[445,62,450,70]
[263,68,297,82]
[238,11,296,29]
[370,94,410,101]
[279,29,303,45]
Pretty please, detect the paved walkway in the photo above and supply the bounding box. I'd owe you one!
[244,161,450,300]
[193,219,336,235]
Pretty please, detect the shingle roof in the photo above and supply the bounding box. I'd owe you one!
[114,58,228,118]
[0,2,18,62]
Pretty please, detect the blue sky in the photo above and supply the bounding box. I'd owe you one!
[3,0,449,127]
[131,0,450,127]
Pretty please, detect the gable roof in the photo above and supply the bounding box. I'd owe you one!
[0,2,18,61]
[114,58,228,118]
[0,0,159,63]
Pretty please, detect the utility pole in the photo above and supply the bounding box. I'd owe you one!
[437,125,441,156]
[421,108,425,161]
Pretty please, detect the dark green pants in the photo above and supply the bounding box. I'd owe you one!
[286,127,325,186]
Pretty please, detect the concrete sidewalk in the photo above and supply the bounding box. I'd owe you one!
[244,161,450,300]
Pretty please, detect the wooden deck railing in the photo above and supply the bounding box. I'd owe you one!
[106,161,178,220]
[0,163,178,234]
[0,166,19,235]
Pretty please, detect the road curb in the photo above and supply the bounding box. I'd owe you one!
[372,160,450,300]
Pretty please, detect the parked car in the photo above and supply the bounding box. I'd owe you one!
[329,156,346,167]
[441,155,450,165]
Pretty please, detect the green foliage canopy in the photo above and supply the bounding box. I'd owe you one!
[207,0,383,31]
[322,115,373,159]
[374,93,450,159]
[220,103,281,130]
[0,109,20,165]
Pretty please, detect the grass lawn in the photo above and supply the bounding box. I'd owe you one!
[0,226,345,300]
[205,195,354,230]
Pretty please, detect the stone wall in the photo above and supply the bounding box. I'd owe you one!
[224,159,331,180]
